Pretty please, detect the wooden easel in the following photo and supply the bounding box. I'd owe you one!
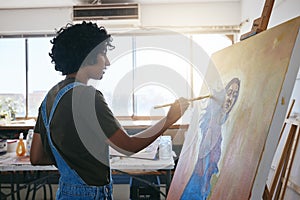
[240,0,275,40]
[263,99,300,200]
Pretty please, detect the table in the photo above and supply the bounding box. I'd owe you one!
[0,121,177,199]
[0,119,35,140]
[111,156,174,198]
[0,153,175,199]
[0,120,35,130]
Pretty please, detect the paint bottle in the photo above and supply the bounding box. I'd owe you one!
[159,136,172,160]
[26,129,34,156]
[0,139,7,155]
[16,132,26,156]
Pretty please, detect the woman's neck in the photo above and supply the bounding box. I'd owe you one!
[65,72,88,84]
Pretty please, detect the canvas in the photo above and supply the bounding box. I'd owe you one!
[167,17,300,200]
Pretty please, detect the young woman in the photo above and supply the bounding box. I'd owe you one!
[30,21,189,200]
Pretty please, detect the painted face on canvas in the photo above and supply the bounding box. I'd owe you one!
[223,79,240,114]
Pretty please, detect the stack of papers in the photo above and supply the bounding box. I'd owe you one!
[110,137,160,160]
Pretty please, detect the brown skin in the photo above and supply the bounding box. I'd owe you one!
[30,53,189,165]
[30,134,54,165]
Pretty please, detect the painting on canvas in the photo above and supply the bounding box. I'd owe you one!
[167,17,300,200]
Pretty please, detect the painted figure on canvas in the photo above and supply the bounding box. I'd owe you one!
[181,77,240,199]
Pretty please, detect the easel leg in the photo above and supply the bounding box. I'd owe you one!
[277,125,300,199]
[278,99,295,144]
[263,185,270,200]
[269,124,297,199]
[263,99,298,200]
[166,170,171,195]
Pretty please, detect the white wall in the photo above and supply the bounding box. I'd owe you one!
[0,8,73,34]
[141,2,240,27]
[0,1,241,35]
[240,0,300,38]
[240,0,300,199]
[0,0,74,34]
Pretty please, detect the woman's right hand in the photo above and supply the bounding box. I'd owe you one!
[165,97,190,126]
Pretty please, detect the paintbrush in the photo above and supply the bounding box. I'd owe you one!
[153,94,211,109]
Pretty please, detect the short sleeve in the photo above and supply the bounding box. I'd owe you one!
[94,90,121,138]
[34,107,42,134]
[73,86,122,139]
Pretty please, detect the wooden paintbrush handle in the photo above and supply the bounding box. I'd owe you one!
[188,95,211,102]
[153,94,210,109]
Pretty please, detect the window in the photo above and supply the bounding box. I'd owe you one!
[27,38,62,117]
[134,34,191,116]
[0,38,26,118]
[0,33,232,120]
[95,36,134,116]
[96,33,231,119]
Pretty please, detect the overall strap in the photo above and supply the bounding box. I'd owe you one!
[41,81,114,198]
[41,82,84,128]
[41,81,86,184]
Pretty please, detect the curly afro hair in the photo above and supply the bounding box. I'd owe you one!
[49,21,114,75]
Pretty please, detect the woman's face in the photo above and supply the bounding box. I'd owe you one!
[222,82,239,114]
[87,53,110,80]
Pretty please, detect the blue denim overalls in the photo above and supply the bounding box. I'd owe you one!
[41,82,113,200]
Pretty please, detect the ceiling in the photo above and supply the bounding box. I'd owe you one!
[0,0,240,9]
[78,0,240,4]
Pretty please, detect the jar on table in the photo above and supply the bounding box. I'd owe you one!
[159,136,172,160]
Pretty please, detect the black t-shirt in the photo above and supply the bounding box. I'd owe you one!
[34,78,121,186]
